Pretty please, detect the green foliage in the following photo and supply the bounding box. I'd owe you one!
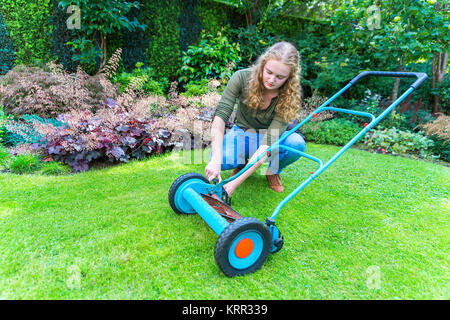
[309,53,361,96]
[427,135,450,162]
[0,6,16,75]
[330,0,449,69]
[178,30,241,84]
[181,79,210,97]
[301,118,362,146]
[58,0,146,72]
[39,161,72,175]
[364,127,435,158]
[181,78,222,97]
[196,0,232,36]
[112,62,169,95]
[0,0,53,65]
[231,25,278,68]
[122,0,148,73]
[3,114,64,147]
[338,89,415,129]
[143,0,181,80]
[178,0,202,54]
[0,106,6,144]
[49,0,78,72]
[0,144,10,168]
[8,154,42,174]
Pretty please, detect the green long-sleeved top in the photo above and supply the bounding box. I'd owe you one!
[213,68,289,146]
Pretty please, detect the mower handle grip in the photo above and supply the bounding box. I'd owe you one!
[349,71,428,89]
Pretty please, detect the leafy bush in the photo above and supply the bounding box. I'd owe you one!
[178,30,241,85]
[418,114,449,142]
[0,64,120,117]
[418,114,450,162]
[8,154,41,174]
[181,78,223,98]
[0,105,6,144]
[58,0,145,73]
[29,97,212,172]
[231,26,278,68]
[427,135,450,162]
[3,114,65,147]
[364,128,435,158]
[31,108,170,172]
[301,118,362,146]
[339,89,411,130]
[0,144,11,168]
[112,62,169,95]
[39,161,72,175]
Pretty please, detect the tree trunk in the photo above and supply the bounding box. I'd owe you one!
[391,77,400,101]
[391,59,404,102]
[432,51,448,115]
[97,32,107,74]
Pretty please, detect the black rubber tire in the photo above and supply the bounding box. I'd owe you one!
[168,172,209,214]
[214,217,272,277]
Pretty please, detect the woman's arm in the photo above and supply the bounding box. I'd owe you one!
[205,116,226,182]
[223,144,269,197]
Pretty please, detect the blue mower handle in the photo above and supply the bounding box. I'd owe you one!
[214,70,429,220]
[349,71,428,90]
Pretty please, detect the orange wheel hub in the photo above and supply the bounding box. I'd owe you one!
[234,238,254,258]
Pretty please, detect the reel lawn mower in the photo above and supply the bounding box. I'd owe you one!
[168,71,427,277]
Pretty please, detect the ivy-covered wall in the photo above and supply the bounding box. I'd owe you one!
[0,0,284,78]
[0,0,53,66]
[143,0,182,80]
[0,4,16,75]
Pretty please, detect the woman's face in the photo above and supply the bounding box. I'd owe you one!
[262,59,291,92]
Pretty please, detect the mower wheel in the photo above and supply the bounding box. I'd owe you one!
[168,172,209,214]
[214,217,272,277]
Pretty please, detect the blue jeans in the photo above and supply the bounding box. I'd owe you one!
[217,125,306,175]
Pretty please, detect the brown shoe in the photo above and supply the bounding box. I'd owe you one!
[230,166,243,178]
[230,162,247,178]
[266,172,284,193]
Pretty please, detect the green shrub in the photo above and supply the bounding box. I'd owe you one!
[49,0,78,72]
[418,114,450,161]
[0,144,11,168]
[181,78,223,97]
[0,105,6,144]
[364,128,435,158]
[178,30,241,85]
[231,26,278,68]
[112,62,169,95]
[181,79,210,97]
[39,161,72,175]
[427,135,450,162]
[339,90,413,130]
[301,118,362,146]
[8,154,41,174]
[2,114,64,147]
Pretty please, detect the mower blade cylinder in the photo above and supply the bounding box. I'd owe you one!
[183,187,229,236]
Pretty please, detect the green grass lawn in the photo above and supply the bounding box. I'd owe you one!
[0,143,448,299]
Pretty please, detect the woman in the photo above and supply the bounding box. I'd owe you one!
[205,41,306,199]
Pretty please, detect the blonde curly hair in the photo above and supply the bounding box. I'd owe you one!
[246,41,302,122]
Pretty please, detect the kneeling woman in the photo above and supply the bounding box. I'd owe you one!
[205,41,306,199]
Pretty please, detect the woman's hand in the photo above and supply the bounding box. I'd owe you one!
[205,161,222,182]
